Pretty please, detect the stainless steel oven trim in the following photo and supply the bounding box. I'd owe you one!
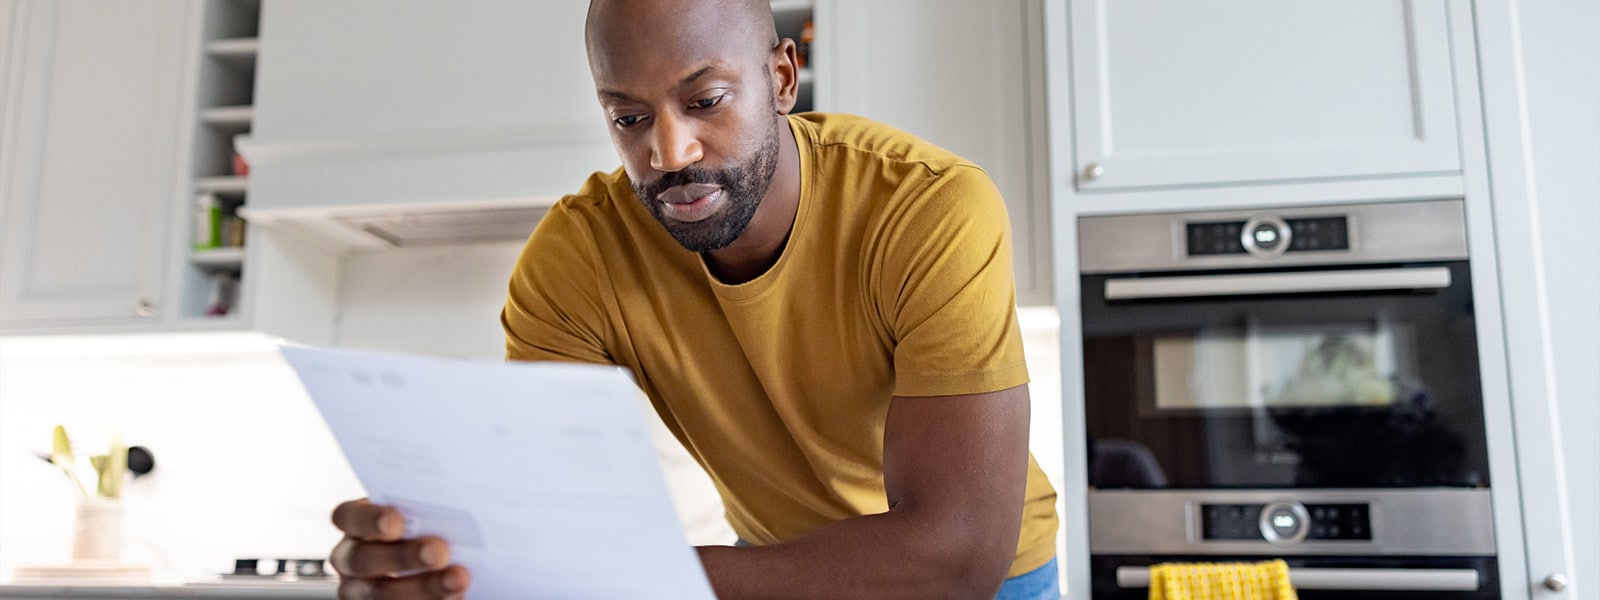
[1103,266,1452,300]
[1115,566,1481,591]
[1079,198,1469,273]
[1088,489,1495,556]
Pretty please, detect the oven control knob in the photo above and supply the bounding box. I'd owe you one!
[1241,214,1293,259]
[1259,501,1311,545]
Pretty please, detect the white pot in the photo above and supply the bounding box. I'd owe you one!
[71,500,122,561]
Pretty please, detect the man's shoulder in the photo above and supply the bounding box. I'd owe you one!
[795,113,978,176]
[561,166,630,212]
[518,167,636,253]
[538,167,633,229]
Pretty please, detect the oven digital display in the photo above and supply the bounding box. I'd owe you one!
[1151,323,1412,410]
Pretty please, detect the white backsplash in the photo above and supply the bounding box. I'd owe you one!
[0,343,362,582]
[0,311,1065,584]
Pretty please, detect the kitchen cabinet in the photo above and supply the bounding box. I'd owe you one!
[1045,1,1589,598]
[0,1,190,330]
[0,0,267,335]
[825,0,1053,305]
[1067,0,1460,192]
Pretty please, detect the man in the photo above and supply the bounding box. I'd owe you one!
[327,0,1059,598]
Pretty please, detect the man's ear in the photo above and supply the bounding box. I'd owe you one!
[770,38,800,115]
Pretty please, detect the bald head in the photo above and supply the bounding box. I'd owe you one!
[581,0,801,257]
[586,0,778,81]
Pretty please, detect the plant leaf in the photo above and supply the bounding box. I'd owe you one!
[51,425,72,467]
[97,438,128,499]
[50,425,89,500]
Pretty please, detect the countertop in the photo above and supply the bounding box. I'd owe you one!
[0,579,335,600]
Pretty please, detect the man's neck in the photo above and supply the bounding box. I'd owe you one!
[703,116,802,285]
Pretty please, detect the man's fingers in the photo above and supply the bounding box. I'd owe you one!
[329,535,451,578]
[336,565,471,600]
[332,498,406,541]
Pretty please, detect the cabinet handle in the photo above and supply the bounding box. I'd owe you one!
[1081,162,1104,182]
[1544,573,1569,592]
[134,298,157,318]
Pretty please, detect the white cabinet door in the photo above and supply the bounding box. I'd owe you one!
[826,0,1053,304]
[1069,0,1460,191]
[0,1,190,328]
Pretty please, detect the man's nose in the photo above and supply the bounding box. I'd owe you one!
[650,113,704,173]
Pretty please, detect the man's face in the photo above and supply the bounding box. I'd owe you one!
[625,90,779,253]
[588,3,783,252]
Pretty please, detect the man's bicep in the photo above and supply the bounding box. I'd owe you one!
[881,386,1032,538]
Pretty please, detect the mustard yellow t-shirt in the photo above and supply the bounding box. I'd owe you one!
[502,113,1058,577]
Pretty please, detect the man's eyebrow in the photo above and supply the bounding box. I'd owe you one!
[675,65,718,89]
[598,88,639,103]
[597,64,727,104]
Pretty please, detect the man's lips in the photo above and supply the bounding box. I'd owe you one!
[657,183,722,205]
[656,184,725,223]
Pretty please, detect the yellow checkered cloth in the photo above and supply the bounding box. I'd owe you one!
[1148,559,1298,600]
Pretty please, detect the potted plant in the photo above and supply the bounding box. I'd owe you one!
[47,425,129,561]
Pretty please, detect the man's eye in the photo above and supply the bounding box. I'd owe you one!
[613,114,645,128]
[691,94,726,110]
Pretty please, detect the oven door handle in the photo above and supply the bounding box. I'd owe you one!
[1115,565,1480,591]
[1104,266,1452,300]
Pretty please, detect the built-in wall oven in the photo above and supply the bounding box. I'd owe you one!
[1078,199,1497,598]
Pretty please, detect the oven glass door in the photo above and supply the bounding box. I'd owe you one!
[1081,261,1489,489]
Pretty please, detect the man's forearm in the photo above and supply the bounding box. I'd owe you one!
[695,505,1016,600]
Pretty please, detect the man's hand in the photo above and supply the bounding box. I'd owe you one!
[329,499,471,599]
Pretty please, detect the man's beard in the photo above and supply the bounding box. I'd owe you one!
[632,118,780,253]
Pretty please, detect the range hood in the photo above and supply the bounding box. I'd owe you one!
[240,200,555,252]
[337,205,552,248]
[233,129,618,254]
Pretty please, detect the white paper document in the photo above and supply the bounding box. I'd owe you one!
[280,345,716,600]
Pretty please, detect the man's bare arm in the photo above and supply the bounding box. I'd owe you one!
[696,383,1033,600]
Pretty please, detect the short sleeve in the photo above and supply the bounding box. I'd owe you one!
[501,199,616,365]
[877,165,1030,397]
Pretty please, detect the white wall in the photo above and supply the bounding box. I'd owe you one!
[334,244,525,360]
[1520,0,1600,588]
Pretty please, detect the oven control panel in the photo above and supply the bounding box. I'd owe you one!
[1186,216,1350,257]
[1201,502,1371,543]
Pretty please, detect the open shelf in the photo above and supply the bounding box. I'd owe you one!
[171,0,259,323]
[206,37,258,59]
[770,0,815,112]
[770,0,812,14]
[196,175,248,196]
[189,247,245,269]
[201,105,254,132]
[205,38,257,77]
